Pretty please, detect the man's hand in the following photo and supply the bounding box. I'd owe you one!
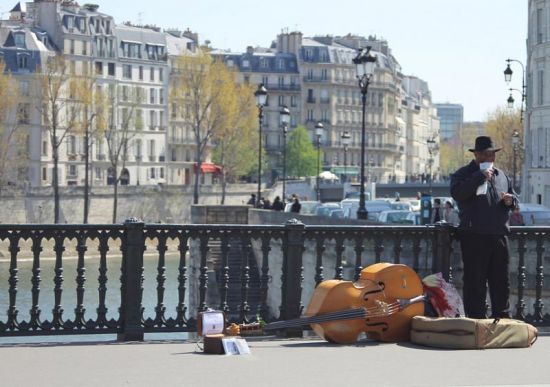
[501,192,514,206]
[482,168,494,180]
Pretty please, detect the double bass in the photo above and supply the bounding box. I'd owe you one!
[265,263,424,344]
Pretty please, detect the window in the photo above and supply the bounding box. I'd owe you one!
[42,140,48,156]
[94,167,102,180]
[70,40,75,54]
[67,135,76,154]
[262,76,269,85]
[14,33,25,48]
[20,81,29,96]
[148,139,156,161]
[278,95,285,106]
[123,64,132,79]
[242,59,249,68]
[277,59,285,70]
[139,66,144,80]
[68,164,77,176]
[95,61,103,75]
[122,86,129,101]
[150,67,154,81]
[150,88,156,104]
[538,69,544,105]
[135,139,142,158]
[260,58,268,68]
[278,76,285,87]
[82,42,87,56]
[17,54,28,69]
[135,110,143,131]
[149,110,157,129]
[307,109,314,121]
[290,95,297,107]
[150,167,156,179]
[159,68,164,81]
[42,167,47,181]
[108,62,115,76]
[159,88,164,104]
[17,103,30,124]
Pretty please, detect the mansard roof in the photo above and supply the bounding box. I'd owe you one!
[115,24,166,46]
[212,49,299,74]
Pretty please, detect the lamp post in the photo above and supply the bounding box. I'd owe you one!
[315,121,324,202]
[280,105,290,204]
[512,130,520,192]
[504,59,526,194]
[254,84,268,208]
[504,59,526,124]
[341,131,351,183]
[353,46,377,220]
[136,154,141,186]
[427,138,437,194]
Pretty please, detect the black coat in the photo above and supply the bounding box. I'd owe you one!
[450,160,517,235]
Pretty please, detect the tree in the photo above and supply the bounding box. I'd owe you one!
[105,85,140,223]
[170,51,240,204]
[72,75,107,223]
[0,61,25,192]
[211,83,258,204]
[285,125,320,177]
[485,107,523,177]
[39,54,82,223]
[439,123,479,176]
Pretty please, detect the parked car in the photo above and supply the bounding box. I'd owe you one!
[389,201,412,211]
[328,209,345,219]
[405,211,422,225]
[518,203,550,226]
[315,202,341,217]
[408,199,421,212]
[341,199,392,221]
[284,200,321,215]
[377,210,413,224]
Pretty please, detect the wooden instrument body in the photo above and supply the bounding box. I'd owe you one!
[305,263,424,344]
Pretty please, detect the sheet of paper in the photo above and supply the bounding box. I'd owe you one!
[201,312,224,335]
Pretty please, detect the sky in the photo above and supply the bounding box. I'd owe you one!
[0,0,528,122]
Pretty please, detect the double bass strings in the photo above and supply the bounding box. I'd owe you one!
[265,301,403,330]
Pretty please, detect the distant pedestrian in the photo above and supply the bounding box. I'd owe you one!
[431,198,442,223]
[509,206,525,226]
[272,196,284,211]
[442,200,459,225]
[247,194,256,206]
[262,198,272,209]
[290,196,301,213]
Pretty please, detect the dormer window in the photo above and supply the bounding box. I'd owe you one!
[227,59,234,67]
[14,33,25,48]
[242,59,249,68]
[17,53,28,69]
[67,16,74,30]
[260,58,268,68]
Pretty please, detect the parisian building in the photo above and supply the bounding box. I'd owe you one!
[1,1,440,190]
[525,0,550,205]
[434,103,464,142]
[216,32,439,184]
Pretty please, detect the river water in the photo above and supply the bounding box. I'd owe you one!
[0,252,192,343]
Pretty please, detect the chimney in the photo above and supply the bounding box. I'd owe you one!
[246,46,254,55]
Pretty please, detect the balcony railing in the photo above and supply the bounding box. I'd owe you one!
[0,221,548,342]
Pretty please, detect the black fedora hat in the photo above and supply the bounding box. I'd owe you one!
[468,136,501,152]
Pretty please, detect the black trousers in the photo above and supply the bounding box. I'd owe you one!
[460,233,510,319]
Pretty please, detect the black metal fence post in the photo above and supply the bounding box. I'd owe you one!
[118,218,145,341]
[280,219,305,337]
[433,223,452,281]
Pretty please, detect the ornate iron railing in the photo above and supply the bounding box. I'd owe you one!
[0,220,548,341]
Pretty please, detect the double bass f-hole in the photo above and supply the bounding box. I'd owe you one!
[363,281,385,301]
[364,321,389,331]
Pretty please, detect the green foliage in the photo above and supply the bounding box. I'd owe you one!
[285,125,320,177]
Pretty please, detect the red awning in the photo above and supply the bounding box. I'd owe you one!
[193,162,222,174]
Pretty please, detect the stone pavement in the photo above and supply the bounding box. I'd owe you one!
[1,334,550,387]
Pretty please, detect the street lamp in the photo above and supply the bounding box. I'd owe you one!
[315,121,324,202]
[341,131,351,183]
[353,46,377,220]
[427,138,437,194]
[280,105,290,204]
[254,83,268,208]
[504,59,526,124]
[512,130,520,192]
